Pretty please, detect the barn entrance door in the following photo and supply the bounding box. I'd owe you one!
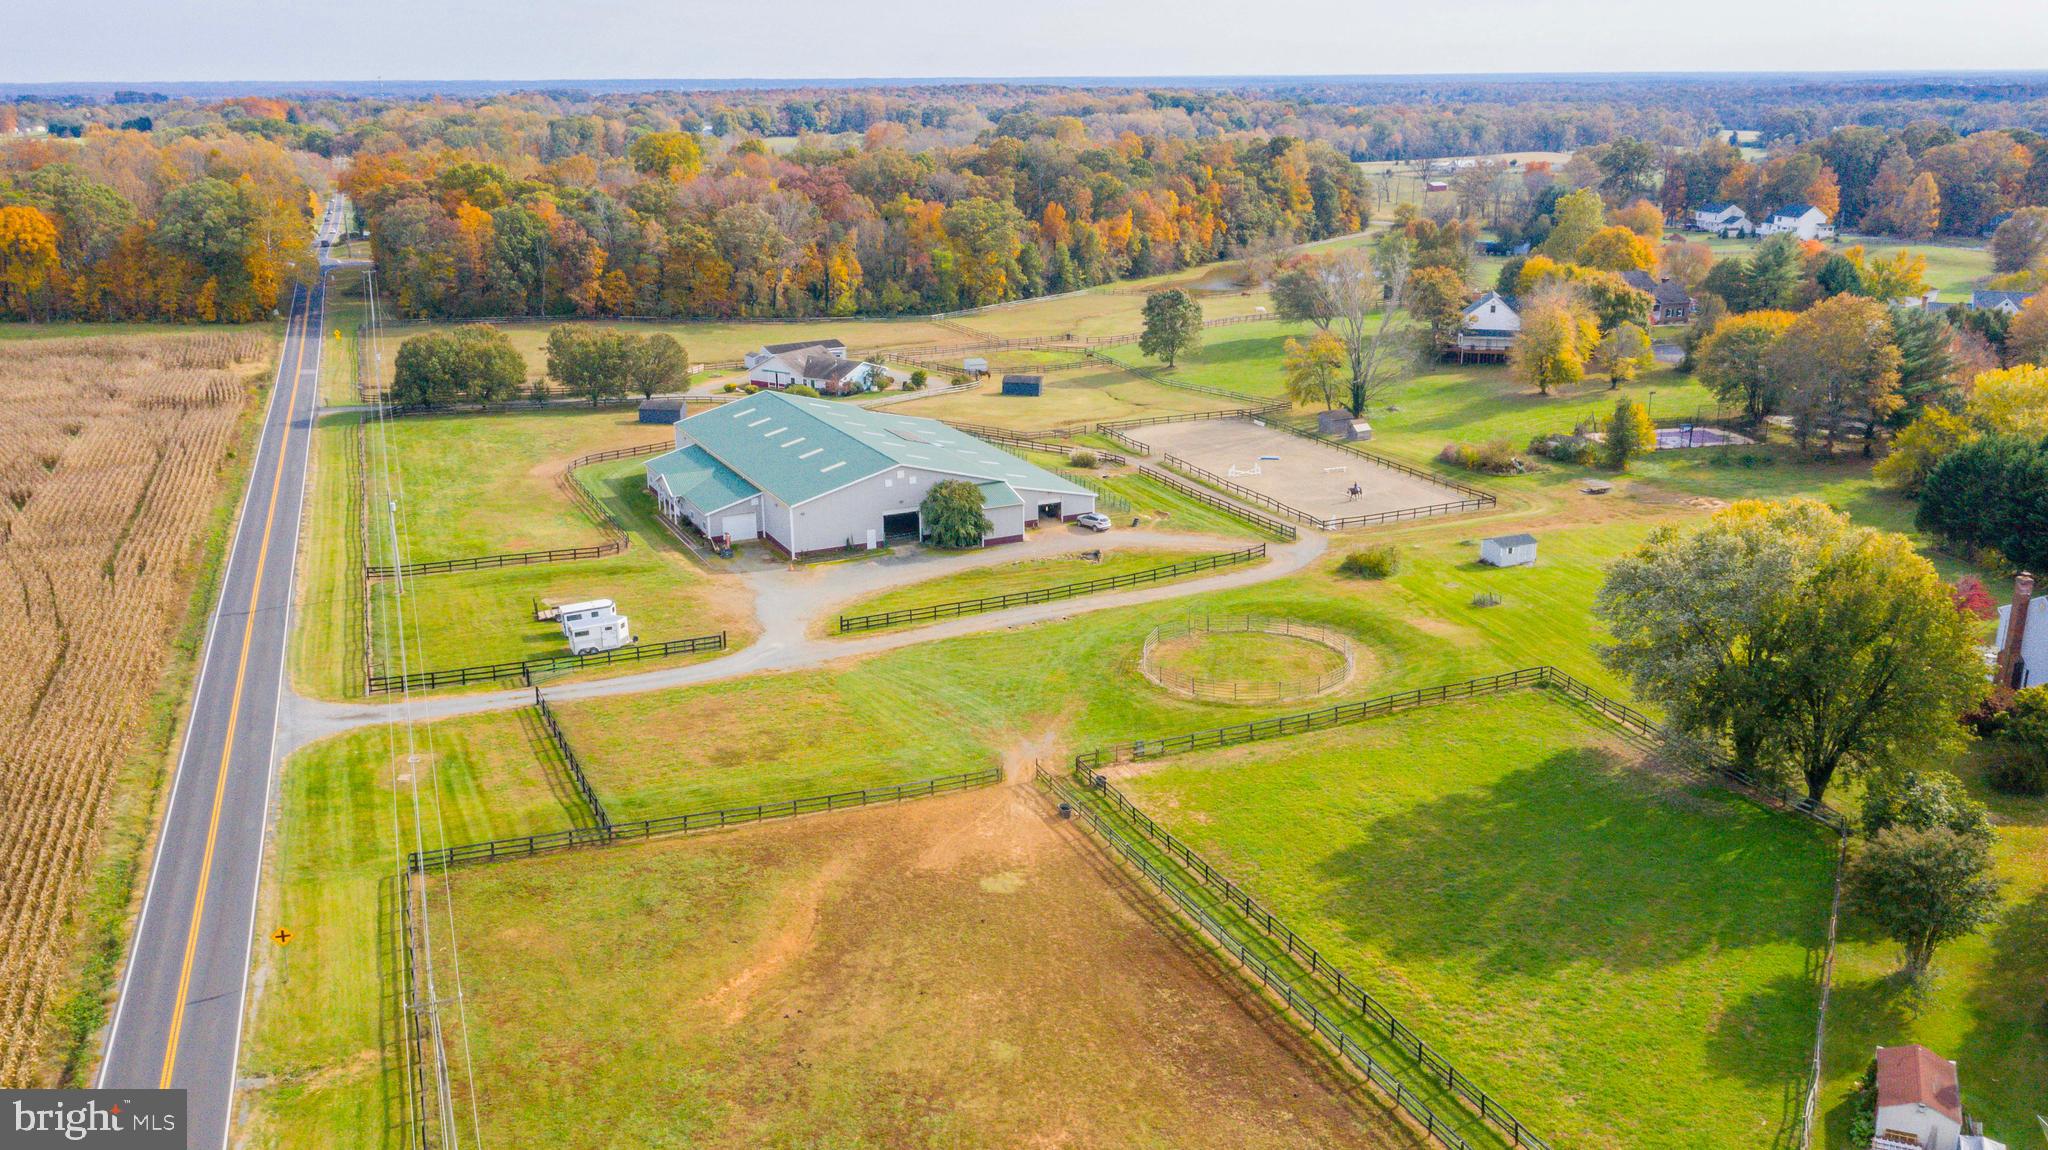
[1037,502,1062,522]
[882,511,920,540]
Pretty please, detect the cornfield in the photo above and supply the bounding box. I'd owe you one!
[0,331,271,1085]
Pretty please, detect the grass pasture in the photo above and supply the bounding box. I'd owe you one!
[829,544,1237,631]
[422,784,1426,1150]
[1694,233,1993,299]
[1115,690,1839,1150]
[367,316,965,394]
[368,407,665,563]
[891,363,1242,430]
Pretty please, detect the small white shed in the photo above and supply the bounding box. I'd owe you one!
[557,599,633,655]
[1480,534,1537,568]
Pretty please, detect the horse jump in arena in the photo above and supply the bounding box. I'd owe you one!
[1126,418,1473,523]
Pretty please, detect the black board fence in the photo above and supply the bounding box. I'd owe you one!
[1073,664,1850,835]
[835,545,1266,633]
[534,687,611,832]
[364,440,666,579]
[366,631,726,694]
[410,768,1001,871]
[1062,765,1553,1150]
[1037,768,1490,1150]
[1132,466,1299,541]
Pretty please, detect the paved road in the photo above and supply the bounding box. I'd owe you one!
[96,199,343,1148]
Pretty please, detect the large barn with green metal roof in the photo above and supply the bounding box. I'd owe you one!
[646,391,1096,558]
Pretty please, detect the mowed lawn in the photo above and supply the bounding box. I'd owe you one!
[1819,749,2048,1148]
[367,406,665,563]
[830,545,1241,630]
[891,364,1239,430]
[421,786,1427,1150]
[367,315,963,392]
[1117,691,1839,1150]
[1695,233,1992,299]
[238,710,594,1150]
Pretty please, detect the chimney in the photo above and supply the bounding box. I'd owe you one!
[1998,572,2036,689]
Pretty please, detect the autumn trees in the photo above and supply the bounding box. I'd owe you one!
[341,128,1369,322]
[0,132,315,322]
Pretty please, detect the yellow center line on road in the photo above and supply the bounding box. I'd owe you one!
[158,288,312,1088]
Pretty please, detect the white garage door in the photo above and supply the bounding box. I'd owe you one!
[724,513,757,540]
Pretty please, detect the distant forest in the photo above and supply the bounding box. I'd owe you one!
[3,75,2048,322]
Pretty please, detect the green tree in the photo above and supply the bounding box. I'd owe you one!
[1859,770,1993,845]
[920,478,991,548]
[1595,499,1986,802]
[1139,288,1203,367]
[1695,310,1795,425]
[1603,394,1656,469]
[390,325,524,407]
[545,326,635,404]
[1592,322,1653,388]
[1845,827,2001,980]
[1742,235,1806,311]
[1917,432,2048,571]
[628,333,690,399]
[1538,188,1604,260]
[1769,294,1903,453]
[1814,253,1866,298]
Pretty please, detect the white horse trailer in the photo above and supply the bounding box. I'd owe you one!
[557,599,633,655]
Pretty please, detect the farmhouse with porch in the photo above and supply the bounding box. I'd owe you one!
[744,338,885,395]
[1453,292,1520,362]
[1756,203,1835,240]
[645,390,1095,558]
[1691,202,1753,236]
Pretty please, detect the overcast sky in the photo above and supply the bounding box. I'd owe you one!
[8,0,2048,83]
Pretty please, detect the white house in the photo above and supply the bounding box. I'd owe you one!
[1480,533,1537,567]
[1757,203,1835,241]
[1873,1045,1964,1150]
[1453,292,1519,362]
[744,339,883,396]
[1969,289,2036,316]
[556,599,632,655]
[1692,202,1753,236]
[645,390,1095,559]
[1992,572,2041,689]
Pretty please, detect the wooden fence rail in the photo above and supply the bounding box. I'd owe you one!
[409,768,1001,870]
[1160,453,1494,532]
[1131,466,1299,541]
[1039,769,1488,1150]
[1062,767,1553,1150]
[366,631,726,694]
[836,545,1266,633]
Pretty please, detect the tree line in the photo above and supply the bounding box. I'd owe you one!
[340,129,1370,321]
[0,132,316,322]
[388,324,689,408]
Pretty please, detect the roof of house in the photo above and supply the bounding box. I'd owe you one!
[646,443,761,513]
[762,338,845,355]
[789,352,866,382]
[1875,1045,1962,1124]
[1972,289,2037,309]
[678,390,1091,507]
[1773,202,1821,220]
[1618,270,1695,307]
[1462,291,1516,318]
[1486,533,1538,547]
[1697,201,1741,214]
